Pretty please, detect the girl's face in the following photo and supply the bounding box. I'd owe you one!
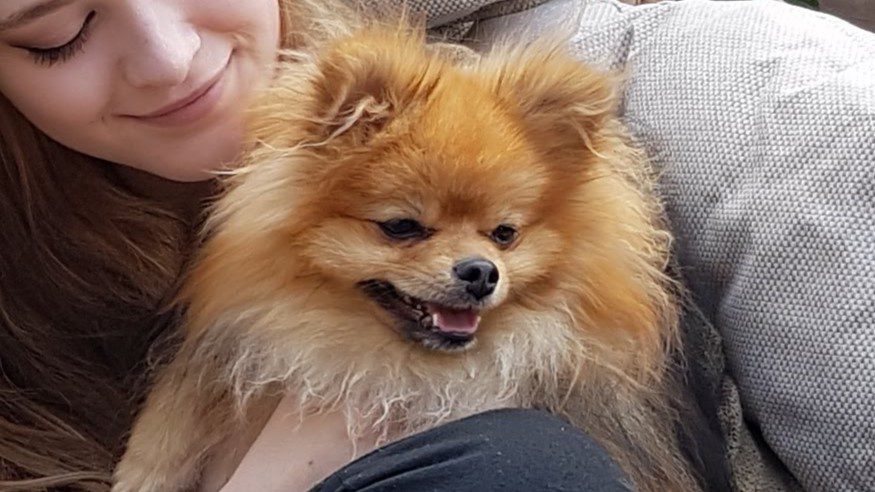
[0,0,281,182]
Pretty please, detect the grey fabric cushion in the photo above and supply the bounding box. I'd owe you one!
[471,1,875,490]
[367,0,495,26]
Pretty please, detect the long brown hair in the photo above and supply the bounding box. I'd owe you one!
[0,1,352,490]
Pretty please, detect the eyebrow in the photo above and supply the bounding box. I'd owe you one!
[0,0,75,33]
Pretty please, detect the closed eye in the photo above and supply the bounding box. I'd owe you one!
[18,10,96,66]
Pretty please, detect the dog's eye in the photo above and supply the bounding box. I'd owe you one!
[379,219,428,240]
[490,224,518,246]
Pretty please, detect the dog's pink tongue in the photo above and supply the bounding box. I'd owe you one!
[428,304,480,334]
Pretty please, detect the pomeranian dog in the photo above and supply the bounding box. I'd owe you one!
[113,20,697,492]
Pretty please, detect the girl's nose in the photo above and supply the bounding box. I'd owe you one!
[121,4,201,89]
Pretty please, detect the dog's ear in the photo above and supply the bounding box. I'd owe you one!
[303,26,441,146]
[480,40,618,155]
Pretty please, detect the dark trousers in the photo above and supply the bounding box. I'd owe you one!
[312,408,631,491]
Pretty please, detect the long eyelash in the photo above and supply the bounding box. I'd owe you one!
[27,11,96,67]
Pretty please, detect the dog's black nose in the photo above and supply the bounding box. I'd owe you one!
[453,257,499,300]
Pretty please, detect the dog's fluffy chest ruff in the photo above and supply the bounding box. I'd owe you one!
[226,303,581,445]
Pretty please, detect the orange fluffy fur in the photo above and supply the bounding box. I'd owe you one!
[114,22,697,492]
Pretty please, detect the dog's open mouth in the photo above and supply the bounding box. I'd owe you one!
[358,279,480,351]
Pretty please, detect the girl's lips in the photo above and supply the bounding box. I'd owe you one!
[129,57,231,127]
